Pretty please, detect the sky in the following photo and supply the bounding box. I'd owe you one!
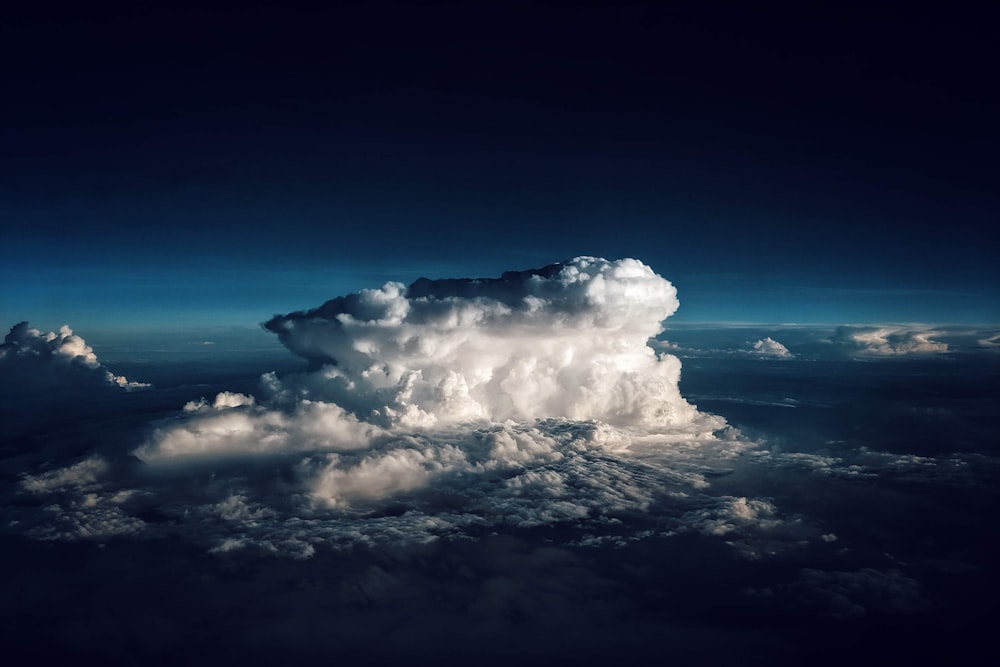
[2,0,997,330]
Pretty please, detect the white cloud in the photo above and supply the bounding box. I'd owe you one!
[135,399,383,462]
[261,257,695,430]
[0,321,149,392]
[751,337,793,358]
[685,496,781,537]
[834,326,948,356]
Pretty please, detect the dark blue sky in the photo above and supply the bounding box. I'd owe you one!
[2,0,997,329]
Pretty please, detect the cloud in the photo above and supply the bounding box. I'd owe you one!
[19,456,109,494]
[977,332,1000,348]
[833,326,948,356]
[751,337,793,358]
[0,321,150,393]
[134,398,382,462]
[261,257,693,430]
[122,259,755,551]
[15,456,146,541]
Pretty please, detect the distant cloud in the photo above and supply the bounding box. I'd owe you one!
[19,455,109,494]
[977,332,1000,348]
[183,391,256,412]
[751,337,793,358]
[0,322,150,393]
[17,455,145,541]
[833,326,948,356]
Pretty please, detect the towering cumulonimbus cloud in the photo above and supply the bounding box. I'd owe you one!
[262,256,697,429]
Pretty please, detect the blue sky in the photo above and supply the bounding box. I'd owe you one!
[2,1,997,331]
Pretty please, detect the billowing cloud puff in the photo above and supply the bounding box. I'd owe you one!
[136,397,382,462]
[834,326,948,356]
[0,322,149,393]
[751,337,793,358]
[262,257,692,430]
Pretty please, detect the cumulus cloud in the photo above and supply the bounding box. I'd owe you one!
[834,326,948,356]
[0,321,149,393]
[19,456,110,494]
[751,337,793,358]
[261,257,694,430]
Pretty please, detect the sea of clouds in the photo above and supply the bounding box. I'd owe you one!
[3,257,996,566]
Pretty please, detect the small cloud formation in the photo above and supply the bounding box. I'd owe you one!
[751,337,793,358]
[16,456,145,541]
[0,322,150,393]
[20,456,109,494]
[833,326,949,356]
[977,332,1000,348]
[182,391,256,412]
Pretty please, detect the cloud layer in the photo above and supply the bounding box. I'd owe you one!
[8,260,996,575]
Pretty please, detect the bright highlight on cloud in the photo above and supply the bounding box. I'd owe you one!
[752,337,793,358]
